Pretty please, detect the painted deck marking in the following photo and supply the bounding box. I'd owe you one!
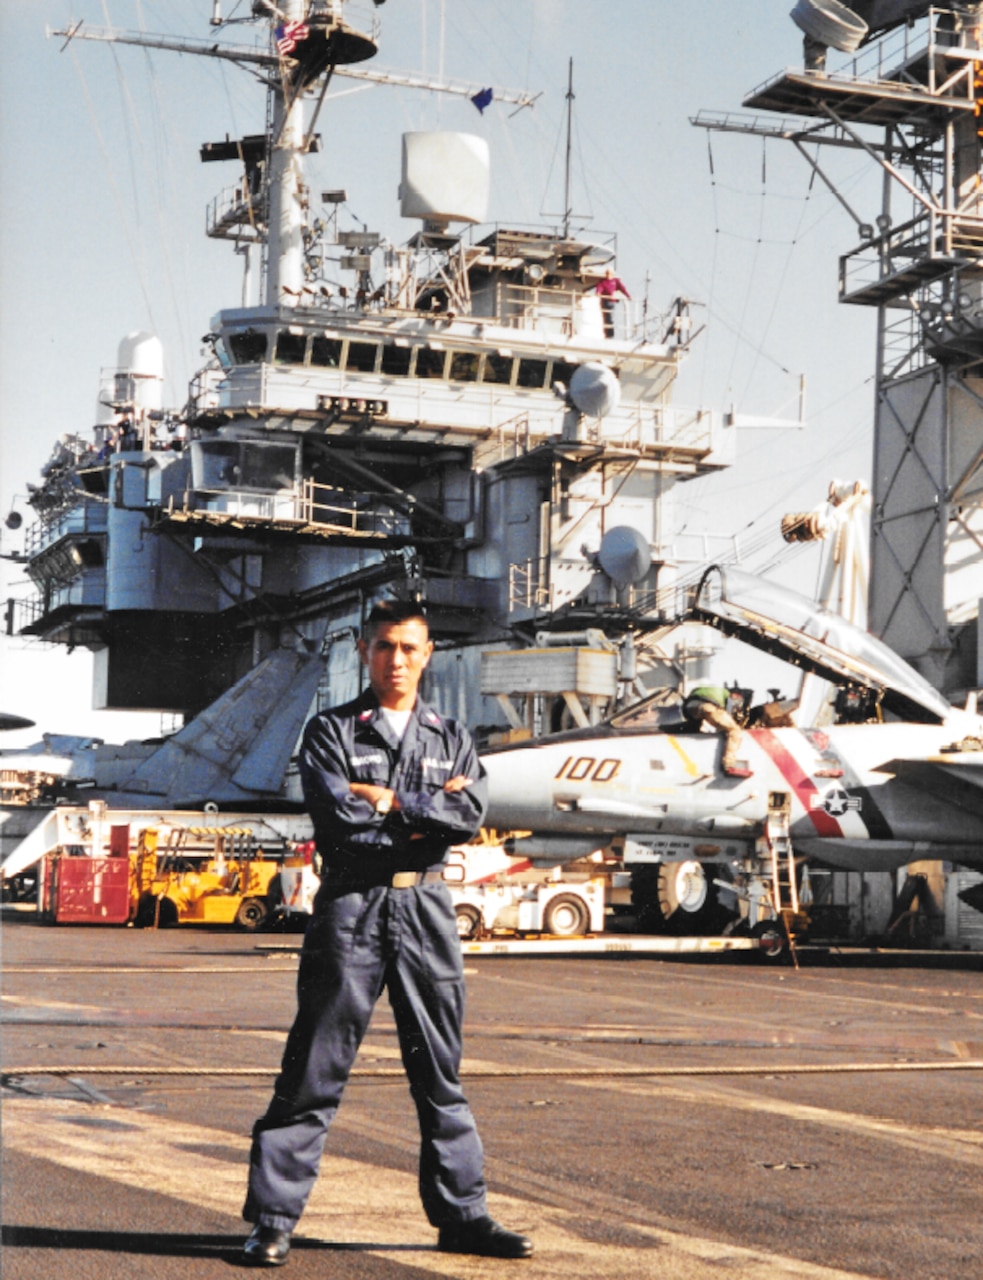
[4,1095,871,1279]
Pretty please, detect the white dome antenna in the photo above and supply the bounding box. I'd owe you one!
[568,362,621,418]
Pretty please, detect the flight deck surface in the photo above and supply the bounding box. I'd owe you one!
[2,911,980,1280]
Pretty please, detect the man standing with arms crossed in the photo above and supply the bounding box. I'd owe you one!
[243,600,533,1266]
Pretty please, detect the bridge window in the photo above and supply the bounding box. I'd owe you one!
[381,344,412,376]
[73,539,104,568]
[311,336,342,367]
[274,331,308,364]
[551,360,578,387]
[194,439,298,493]
[346,341,379,373]
[449,351,480,382]
[228,330,269,363]
[517,357,548,389]
[415,347,447,379]
[482,352,514,385]
[197,439,240,487]
[239,443,297,491]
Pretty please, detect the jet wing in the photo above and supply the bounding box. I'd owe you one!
[874,755,983,820]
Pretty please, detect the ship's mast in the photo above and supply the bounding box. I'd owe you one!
[266,0,308,307]
[562,58,574,240]
[50,4,538,313]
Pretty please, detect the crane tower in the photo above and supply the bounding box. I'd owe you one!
[699,3,983,699]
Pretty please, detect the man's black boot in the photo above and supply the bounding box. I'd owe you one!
[438,1215,533,1258]
[243,1224,292,1266]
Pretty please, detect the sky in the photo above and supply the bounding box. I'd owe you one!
[0,0,883,744]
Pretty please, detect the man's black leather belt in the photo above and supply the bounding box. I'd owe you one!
[325,869,445,890]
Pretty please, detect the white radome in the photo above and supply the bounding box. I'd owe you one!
[568,362,621,418]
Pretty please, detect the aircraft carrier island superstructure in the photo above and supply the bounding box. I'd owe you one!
[7,1,736,811]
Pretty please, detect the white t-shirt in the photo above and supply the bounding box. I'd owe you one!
[380,707,413,741]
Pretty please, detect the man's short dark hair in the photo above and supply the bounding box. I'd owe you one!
[363,599,429,639]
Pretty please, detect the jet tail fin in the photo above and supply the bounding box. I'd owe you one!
[111,648,322,807]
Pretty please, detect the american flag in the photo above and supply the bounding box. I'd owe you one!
[275,20,309,56]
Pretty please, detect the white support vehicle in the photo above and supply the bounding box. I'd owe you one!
[448,876,607,939]
[276,861,322,918]
[265,836,625,941]
[443,838,612,939]
[267,839,322,921]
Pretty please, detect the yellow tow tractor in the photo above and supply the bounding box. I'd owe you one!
[132,825,282,930]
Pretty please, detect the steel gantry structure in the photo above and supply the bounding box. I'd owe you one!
[696,4,983,699]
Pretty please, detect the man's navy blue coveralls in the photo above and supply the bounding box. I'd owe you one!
[243,690,490,1232]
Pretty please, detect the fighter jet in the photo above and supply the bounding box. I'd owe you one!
[482,566,983,937]
[0,647,323,815]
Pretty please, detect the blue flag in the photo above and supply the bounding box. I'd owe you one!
[471,87,493,114]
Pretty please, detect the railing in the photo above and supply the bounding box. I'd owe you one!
[831,7,973,94]
[311,0,381,39]
[507,556,685,622]
[595,404,716,455]
[491,413,532,462]
[508,557,550,614]
[744,7,971,98]
[4,595,45,638]
[187,366,226,415]
[164,479,411,541]
[205,183,263,242]
[294,479,406,537]
[23,505,108,559]
[652,405,715,452]
[494,282,642,341]
[7,576,107,639]
[839,211,940,300]
[913,283,983,366]
[496,282,581,335]
[841,205,983,293]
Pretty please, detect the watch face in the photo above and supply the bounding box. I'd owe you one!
[375,795,392,814]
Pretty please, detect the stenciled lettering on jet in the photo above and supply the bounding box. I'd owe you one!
[554,756,622,783]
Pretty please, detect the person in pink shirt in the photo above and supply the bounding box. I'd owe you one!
[595,267,631,337]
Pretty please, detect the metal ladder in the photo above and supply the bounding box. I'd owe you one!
[762,791,809,957]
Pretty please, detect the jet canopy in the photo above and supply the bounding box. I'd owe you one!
[687,566,952,725]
